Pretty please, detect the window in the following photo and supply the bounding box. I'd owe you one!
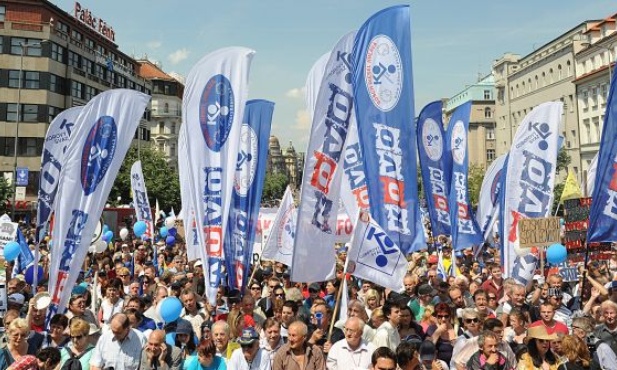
[71,30,83,42]
[557,65,562,80]
[51,43,64,62]
[68,51,80,68]
[8,70,20,88]
[55,21,68,34]
[0,5,5,21]
[535,75,538,89]
[10,38,43,56]
[158,121,164,133]
[83,58,93,74]
[484,107,492,118]
[164,85,170,95]
[50,74,62,93]
[486,127,495,140]
[24,72,40,89]
[171,122,176,134]
[170,143,176,157]
[85,38,95,51]
[6,104,17,122]
[94,64,105,79]
[567,61,572,76]
[84,85,97,100]
[71,81,83,99]
[0,137,15,156]
[584,119,591,144]
[19,138,43,156]
[22,105,38,122]
[602,84,609,101]
[48,106,61,122]
[486,149,496,162]
[164,103,169,113]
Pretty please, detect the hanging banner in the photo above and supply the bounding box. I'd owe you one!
[500,102,563,283]
[182,47,255,304]
[262,186,295,266]
[292,31,356,283]
[48,89,150,319]
[352,5,424,254]
[36,107,82,243]
[476,154,506,237]
[417,101,451,237]
[130,161,154,241]
[447,102,483,250]
[225,99,274,290]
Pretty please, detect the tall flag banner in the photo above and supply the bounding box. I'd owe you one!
[130,161,154,241]
[340,117,369,217]
[178,126,200,263]
[12,229,34,278]
[476,154,506,237]
[48,89,150,319]
[261,186,295,266]
[224,99,274,290]
[36,107,82,243]
[436,251,447,280]
[587,153,598,196]
[305,52,331,122]
[500,102,563,282]
[347,212,406,291]
[352,5,424,254]
[182,47,255,304]
[292,31,356,283]
[560,170,583,203]
[447,102,483,250]
[417,101,451,237]
[588,64,617,242]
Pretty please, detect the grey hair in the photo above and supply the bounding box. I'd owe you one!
[478,330,498,347]
[212,320,230,336]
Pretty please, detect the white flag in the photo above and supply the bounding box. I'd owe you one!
[178,125,200,263]
[587,152,598,196]
[476,154,506,237]
[130,161,154,241]
[261,186,296,266]
[292,31,356,283]
[48,89,150,317]
[347,212,407,291]
[182,47,255,304]
[305,52,331,122]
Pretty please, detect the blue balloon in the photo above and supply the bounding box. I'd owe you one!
[168,227,177,237]
[159,297,182,323]
[103,224,110,234]
[105,230,113,242]
[3,241,20,262]
[160,227,168,238]
[546,243,567,265]
[134,221,147,237]
[166,235,175,245]
[165,333,176,346]
[24,265,44,285]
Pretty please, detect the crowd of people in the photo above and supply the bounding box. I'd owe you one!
[2,224,617,370]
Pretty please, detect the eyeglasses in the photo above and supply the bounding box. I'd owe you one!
[343,327,358,334]
[119,274,129,277]
[71,335,84,340]
[275,293,285,298]
[464,318,479,323]
[436,315,449,319]
[488,296,497,300]
[11,332,28,339]
[250,286,261,290]
[268,285,278,289]
[536,339,549,344]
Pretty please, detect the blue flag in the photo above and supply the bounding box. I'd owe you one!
[12,228,34,278]
[352,5,424,254]
[588,65,617,242]
[224,99,274,291]
[417,101,451,237]
[447,102,483,250]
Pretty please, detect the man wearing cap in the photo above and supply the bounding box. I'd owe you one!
[326,317,375,370]
[139,329,182,370]
[228,327,271,370]
[371,300,401,352]
[418,340,448,370]
[8,293,26,314]
[408,284,435,322]
[303,283,322,312]
[529,301,569,336]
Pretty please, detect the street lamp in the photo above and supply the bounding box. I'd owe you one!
[12,40,46,218]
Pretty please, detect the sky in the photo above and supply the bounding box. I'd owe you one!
[52,0,616,152]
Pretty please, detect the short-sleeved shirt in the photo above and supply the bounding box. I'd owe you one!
[90,329,145,370]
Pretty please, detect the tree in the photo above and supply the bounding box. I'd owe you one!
[0,177,13,215]
[467,164,485,206]
[261,172,289,206]
[108,146,181,212]
[556,147,571,176]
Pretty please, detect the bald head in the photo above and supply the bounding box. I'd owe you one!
[149,329,165,344]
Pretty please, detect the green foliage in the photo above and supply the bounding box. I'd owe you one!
[109,146,181,211]
[467,164,485,206]
[261,172,289,206]
[556,147,571,175]
[552,183,565,215]
[0,177,13,215]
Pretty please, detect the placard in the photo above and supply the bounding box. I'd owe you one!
[518,217,561,248]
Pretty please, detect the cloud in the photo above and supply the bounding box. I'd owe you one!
[168,49,189,65]
[285,87,306,99]
[293,109,311,130]
[147,41,162,49]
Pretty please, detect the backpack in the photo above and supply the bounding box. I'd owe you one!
[61,348,91,370]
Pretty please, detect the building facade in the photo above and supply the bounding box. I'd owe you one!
[444,74,497,170]
[573,13,616,194]
[0,0,151,214]
[492,22,598,184]
[137,60,183,170]
[266,135,304,190]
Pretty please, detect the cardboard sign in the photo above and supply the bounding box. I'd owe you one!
[518,217,561,248]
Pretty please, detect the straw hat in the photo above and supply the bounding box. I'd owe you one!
[527,325,558,341]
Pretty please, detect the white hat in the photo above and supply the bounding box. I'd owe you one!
[8,293,25,305]
[194,260,203,267]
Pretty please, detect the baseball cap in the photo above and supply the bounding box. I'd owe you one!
[309,283,321,293]
[8,293,25,305]
[194,260,203,267]
[238,327,259,346]
[176,320,193,335]
[419,340,436,361]
[418,284,436,297]
[427,255,438,264]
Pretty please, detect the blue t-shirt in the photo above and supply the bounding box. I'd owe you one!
[183,355,226,370]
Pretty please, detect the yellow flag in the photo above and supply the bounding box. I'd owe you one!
[560,170,583,202]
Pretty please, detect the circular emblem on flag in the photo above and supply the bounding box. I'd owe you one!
[364,35,403,112]
[80,116,117,196]
[421,118,443,161]
[450,120,466,165]
[199,74,235,152]
[234,124,258,197]
[276,207,296,256]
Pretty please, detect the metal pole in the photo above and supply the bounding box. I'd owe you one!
[12,44,25,219]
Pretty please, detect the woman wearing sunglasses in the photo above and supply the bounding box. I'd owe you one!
[426,303,457,365]
[516,326,559,370]
[59,318,95,370]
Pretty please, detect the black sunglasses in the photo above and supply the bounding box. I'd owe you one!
[71,335,84,340]
[465,318,479,323]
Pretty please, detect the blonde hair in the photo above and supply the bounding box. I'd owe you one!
[69,317,90,336]
[365,289,380,302]
[8,318,28,333]
[561,335,590,367]
[226,309,243,340]
[421,305,435,322]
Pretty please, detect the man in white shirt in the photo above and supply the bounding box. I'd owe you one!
[327,317,375,370]
[371,301,401,352]
[228,327,271,370]
[91,313,145,370]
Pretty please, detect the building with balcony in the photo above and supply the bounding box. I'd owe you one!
[0,0,151,214]
[573,13,616,194]
[444,74,497,170]
[266,135,304,189]
[137,60,183,170]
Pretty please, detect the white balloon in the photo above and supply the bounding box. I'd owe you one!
[119,228,129,241]
[513,241,528,257]
[95,239,108,253]
[165,217,176,229]
[88,244,96,253]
